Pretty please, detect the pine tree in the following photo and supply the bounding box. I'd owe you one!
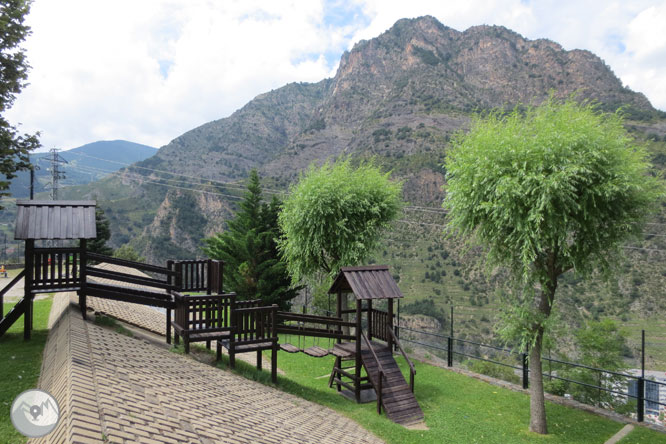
[203,170,298,309]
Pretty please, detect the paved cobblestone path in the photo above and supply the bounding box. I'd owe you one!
[32,296,384,444]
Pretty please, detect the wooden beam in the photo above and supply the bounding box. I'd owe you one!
[355,298,362,403]
[24,240,34,340]
[79,240,87,320]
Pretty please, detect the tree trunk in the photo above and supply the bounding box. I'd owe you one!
[529,326,547,434]
[529,273,557,435]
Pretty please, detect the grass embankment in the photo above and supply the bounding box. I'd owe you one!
[208,335,666,444]
[0,297,52,443]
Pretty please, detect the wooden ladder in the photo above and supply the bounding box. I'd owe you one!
[360,338,424,426]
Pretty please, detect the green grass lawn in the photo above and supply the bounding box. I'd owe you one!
[0,297,52,444]
[211,335,666,444]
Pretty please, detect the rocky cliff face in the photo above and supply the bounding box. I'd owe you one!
[64,15,665,265]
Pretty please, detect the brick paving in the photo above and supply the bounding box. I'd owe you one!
[31,296,384,444]
[86,263,170,336]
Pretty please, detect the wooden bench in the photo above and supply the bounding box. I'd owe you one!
[172,292,235,353]
[217,302,278,383]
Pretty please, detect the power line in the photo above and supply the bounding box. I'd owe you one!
[69,163,241,194]
[64,150,286,195]
[66,163,246,201]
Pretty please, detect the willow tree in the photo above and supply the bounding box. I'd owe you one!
[443,97,662,434]
[278,157,402,290]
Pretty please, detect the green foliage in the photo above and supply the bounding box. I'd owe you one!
[0,0,40,206]
[401,298,447,325]
[564,319,628,407]
[112,244,145,263]
[278,157,403,284]
[413,46,440,66]
[444,96,663,432]
[466,359,520,384]
[445,96,662,291]
[0,297,52,443]
[85,207,113,256]
[203,170,298,309]
[372,128,392,143]
[543,378,567,396]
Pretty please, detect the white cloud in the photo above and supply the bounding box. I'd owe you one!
[5,0,666,152]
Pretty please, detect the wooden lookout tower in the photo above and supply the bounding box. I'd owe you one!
[2,200,97,339]
[328,265,424,425]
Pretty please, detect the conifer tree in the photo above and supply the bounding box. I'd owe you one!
[203,170,298,309]
[86,208,113,256]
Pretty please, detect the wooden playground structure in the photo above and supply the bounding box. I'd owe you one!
[0,200,423,425]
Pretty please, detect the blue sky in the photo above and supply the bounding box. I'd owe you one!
[6,0,666,151]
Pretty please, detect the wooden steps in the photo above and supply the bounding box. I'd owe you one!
[360,341,424,426]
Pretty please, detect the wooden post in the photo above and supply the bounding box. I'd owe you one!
[175,262,183,292]
[355,298,362,403]
[387,298,394,351]
[271,305,277,384]
[79,239,88,320]
[166,306,172,345]
[166,260,173,345]
[219,261,224,294]
[336,291,342,345]
[367,300,373,341]
[207,259,212,295]
[341,291,349,337]
[24,240,34,340]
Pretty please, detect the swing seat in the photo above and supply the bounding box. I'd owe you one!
[303,346,329,357]
[280,343,300,353]
[329,346,354,359]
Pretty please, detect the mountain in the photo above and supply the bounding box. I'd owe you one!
[7,140,157,198]
[57,16,666,363]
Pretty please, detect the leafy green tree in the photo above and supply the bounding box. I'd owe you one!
[86,208,113,256]
[443,97,662,434]
[0,0,40,205]
[278,157,402,284]
[203,170,297,309]
[113,244,145,263]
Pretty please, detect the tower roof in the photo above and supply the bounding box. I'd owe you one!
[14,200,97,240]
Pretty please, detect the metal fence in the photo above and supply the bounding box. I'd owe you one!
[395,319,666,424]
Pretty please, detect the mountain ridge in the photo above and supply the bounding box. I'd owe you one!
[54,16,666,361]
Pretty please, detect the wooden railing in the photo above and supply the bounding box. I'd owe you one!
[370,308,392,342]
[173,291,235,334]
[86,253,177,291]
[168,259,224,294]
[88,252,176,277]
[232,304,278,346]
[276,311,356,341]
[31,248,81,291]
[389,328,415,392]
[362,331,386,414]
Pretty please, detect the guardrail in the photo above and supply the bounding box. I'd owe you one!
[396,324,665,423]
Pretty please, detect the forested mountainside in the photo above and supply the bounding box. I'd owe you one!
[55,16,666,364]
